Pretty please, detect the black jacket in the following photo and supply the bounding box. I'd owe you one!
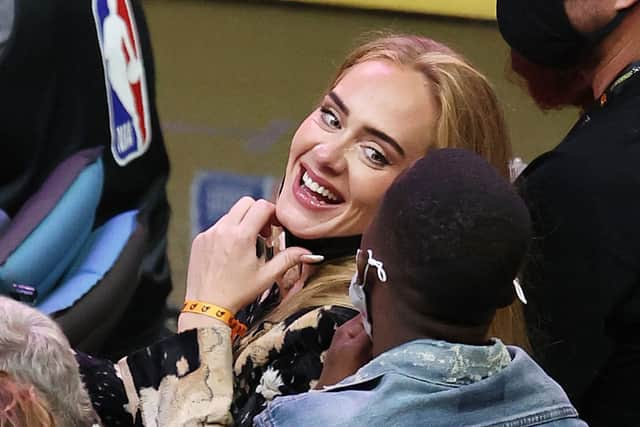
[518,67,640,426]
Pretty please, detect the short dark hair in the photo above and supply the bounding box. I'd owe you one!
[367,148,531,326]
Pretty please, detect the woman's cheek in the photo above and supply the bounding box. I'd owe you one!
[349,165,386,210]
[361,169,404,213]
[289,117,319,155]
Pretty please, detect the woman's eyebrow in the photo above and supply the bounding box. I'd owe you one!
[364,127,405,157]
[329,90,405,158]
[329,91,350,115]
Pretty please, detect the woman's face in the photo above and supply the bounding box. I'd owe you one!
[276,60,438,238]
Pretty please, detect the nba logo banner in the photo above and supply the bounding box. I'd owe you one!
[93,0,151,166]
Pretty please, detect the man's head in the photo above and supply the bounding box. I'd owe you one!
[564,0,634,33]
[497,0,639,108]
[354,149,531,345]
[0,297,98,426]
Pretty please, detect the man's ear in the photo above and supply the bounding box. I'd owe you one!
[614,0,639,11]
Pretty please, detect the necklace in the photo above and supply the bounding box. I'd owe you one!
[599,61,640,107]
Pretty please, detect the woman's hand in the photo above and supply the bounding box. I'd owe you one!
[315,314,373,389]
[183,197,322,316]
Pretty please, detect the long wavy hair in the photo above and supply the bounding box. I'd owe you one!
[234,256,355,357]
[332,33,513,177]
[237,33,530,355]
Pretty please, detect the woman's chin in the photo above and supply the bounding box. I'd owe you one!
[276,197,360,239]
[275,210,329,239]
[277,215,324,239]
[276,198,315,236]
[278,215,363,240]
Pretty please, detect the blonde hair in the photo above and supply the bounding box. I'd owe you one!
[262,256,355,324]
[240,33,529,353]
[335,34,529,350]
[331,33,512,178]
[234,257,355,355]
[490,303,531,351]
[0,371,57,427]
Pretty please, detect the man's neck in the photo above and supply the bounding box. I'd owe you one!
[372,317,490,358]
[372,327,422,359]
[593,6,640,98]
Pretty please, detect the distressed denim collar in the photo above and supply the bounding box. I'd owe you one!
[332,338,511,389]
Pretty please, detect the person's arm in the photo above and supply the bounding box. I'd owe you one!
[121,325,234,426]
[128,197,318,426]
[518,153,638,405]
[77,325,234,426]
[183,197,318,318]
[79,197,323,425]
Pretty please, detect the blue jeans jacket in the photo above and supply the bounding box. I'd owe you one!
[253,339,587,427]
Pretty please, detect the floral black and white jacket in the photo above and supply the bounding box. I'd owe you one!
[77,286,356,426]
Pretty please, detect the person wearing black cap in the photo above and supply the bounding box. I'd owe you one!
[251,148,585,427]
[497,1,640,425]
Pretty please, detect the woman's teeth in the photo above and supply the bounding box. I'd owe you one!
[302,172,338,201]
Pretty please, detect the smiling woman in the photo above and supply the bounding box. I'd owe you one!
[77,33,528,427]
[277,59,437,238]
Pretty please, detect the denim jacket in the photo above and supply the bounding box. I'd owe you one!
[253,339,587,427]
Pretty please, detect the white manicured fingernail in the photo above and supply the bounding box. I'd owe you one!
[300,254,324,263]
[513,278,527,304]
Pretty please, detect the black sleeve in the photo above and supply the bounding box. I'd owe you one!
[76,350,141,426]
[518,152,639,410]
[77,329,201,426]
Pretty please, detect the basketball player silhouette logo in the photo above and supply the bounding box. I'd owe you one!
[93,0,151,166]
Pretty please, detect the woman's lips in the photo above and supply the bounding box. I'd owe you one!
[292,166,343,211]
[302,166,344,202]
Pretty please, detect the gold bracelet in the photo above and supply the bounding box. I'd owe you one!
[181,300,247,339]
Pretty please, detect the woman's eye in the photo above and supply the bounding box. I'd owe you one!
[363,146,389,166]
[320,108,341,129]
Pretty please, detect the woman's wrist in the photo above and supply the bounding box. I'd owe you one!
[188,293,241,315]
[178,312,229,333]
[179,300,248,338]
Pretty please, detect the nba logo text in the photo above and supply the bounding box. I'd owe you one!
[93,0,151,166]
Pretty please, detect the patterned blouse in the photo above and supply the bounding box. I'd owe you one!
[77,286,357,426]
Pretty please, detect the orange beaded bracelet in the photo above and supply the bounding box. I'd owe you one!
[181,300,247,339]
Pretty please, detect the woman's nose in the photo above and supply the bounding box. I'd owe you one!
[311,140,349,176]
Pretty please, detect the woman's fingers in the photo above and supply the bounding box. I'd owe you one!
[224,196,256,225]
[240,199,277,237]
[219,198,279,240]
[184,196,328,316]
[260,247,311,288]
[300,254,325,264]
